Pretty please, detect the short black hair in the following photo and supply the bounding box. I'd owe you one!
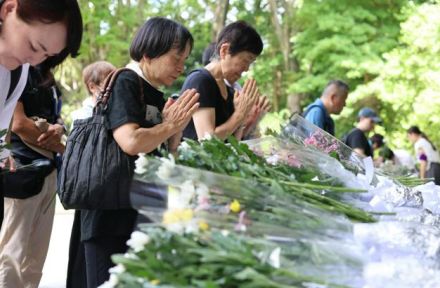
[202,42,216,65]
[130,17,194,61]
[326,80,349,96]
[371,133,384,147]
[215,20,263,57]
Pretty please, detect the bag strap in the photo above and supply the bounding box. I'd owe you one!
[6,66,23,101]
[95,68,144,114]
[302,103,325,118]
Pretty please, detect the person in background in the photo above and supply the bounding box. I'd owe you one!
[69,17,199,287]
[371,133,395,166]
[303,80,349,136]
[407,126,440,184]
[70,61,116,126]
[0,64,65,287]
[0,0,83,231]
[67,60,116,288]
[202,42,216,66]
[343,107,381,157]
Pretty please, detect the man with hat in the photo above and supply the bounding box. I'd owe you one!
[343,107,381,157]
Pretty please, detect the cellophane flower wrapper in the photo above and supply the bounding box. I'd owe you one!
[281,114,365,175]
[242,136,366,190]
[267,115,440,286]
[128,156,365,286]
[273,115,436,219]
[105,136,440,288]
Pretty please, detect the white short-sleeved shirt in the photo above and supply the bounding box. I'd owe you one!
[414,137,440,169]
[0,64,30,159]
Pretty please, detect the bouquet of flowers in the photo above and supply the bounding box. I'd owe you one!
[103,134,440,288]
[104,155,367,287]
[281,114,365,175]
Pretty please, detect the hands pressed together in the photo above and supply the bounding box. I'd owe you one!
[162,88,200,132]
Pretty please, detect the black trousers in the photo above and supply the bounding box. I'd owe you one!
[83,235,129,288]
[66,211,86,288]
[427,162,440,185]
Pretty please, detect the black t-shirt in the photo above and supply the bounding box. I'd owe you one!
[182,68,234,140]
[10,66,61,162]
[344,128,373,157]
[81,70,166,241]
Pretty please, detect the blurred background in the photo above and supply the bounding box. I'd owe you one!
[59,0,439,151]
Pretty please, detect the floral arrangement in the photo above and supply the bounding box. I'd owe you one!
[100,124,440,287]
[105,227,342,288]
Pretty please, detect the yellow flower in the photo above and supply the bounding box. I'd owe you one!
[163,209,194,224]
[163,211,180,224]
[199,220,209,231]
[181,209,194,221]
[230,199,241,213]
[150,279,160,285]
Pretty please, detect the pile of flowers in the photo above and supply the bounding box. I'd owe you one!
[101,115,440,288]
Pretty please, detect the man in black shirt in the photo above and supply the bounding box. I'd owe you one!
[343,107,381,157]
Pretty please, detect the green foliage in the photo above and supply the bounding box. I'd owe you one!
[55,0,439,148]
[173,137,373,222]
[347,2,440,150]
[292,0,407,99]
[112,227,325,287]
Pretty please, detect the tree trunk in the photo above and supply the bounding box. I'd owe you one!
[212,0,229,41]
[287,94,302,114]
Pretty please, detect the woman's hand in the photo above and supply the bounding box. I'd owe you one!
[0,155,16,172]
[168,132,182,153]
[233,79,259,121]
[162,89,200,132]
[244,95,271,128]
[37,124,65,153]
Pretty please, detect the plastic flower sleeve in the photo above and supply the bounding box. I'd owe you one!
[130,156,365,285]
[281,113,366,174]
[243,136,367,190]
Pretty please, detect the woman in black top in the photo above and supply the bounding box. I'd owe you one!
[182,21,263,141]
[72,17,199,288]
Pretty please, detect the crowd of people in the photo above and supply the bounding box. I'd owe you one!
[0,1,437,287]
[0,2,271,286]
[305,81,440,184]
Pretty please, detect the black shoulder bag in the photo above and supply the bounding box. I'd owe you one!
[58,68,143,210]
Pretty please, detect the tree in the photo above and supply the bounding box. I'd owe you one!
[348,2,440,149]
[292,0,408,103]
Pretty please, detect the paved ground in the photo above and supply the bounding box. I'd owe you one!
[40,200,74,288]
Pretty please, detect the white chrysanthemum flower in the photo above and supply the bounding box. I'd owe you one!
[180,180,196,204]
[126,231,150,252]
[165,222,185,234]
[266,155,279,165]
[134,153,148,174]
[195,182,209,198]
[269,247,281,268]
[184,219,200,234]
[123,252,139,260]
[156,154,175,180]
[200,132,213,141]
[109,264,125,274]
[178,141,190,151]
